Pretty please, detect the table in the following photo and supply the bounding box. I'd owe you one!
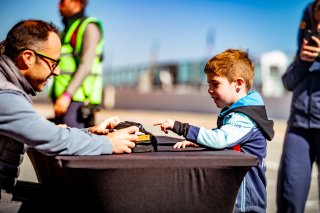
[26,136,258,213]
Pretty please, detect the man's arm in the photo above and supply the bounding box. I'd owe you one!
[54,23,101,116]
[65,23,101,95]
[0,92,136,155]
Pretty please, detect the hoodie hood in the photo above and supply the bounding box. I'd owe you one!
[0,55,35,103]
[218,91,274,141]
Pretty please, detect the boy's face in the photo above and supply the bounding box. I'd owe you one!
[206,73,238,108]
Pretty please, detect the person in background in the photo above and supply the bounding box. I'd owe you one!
[0,19,138,209]
[52,0,104,127]
[154,49,274,212]
[277,1,320,212]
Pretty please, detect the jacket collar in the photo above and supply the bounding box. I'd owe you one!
[0,55,36,101]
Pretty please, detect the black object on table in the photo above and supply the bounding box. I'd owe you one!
[113,121,158,153]
[20,136,258,213]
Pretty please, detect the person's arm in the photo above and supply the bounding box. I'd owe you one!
[171,121,189,136]
[0,92,135,155]
[297,4,312,54]
[65,23,101,95]
[283,3,320,91]
[282,58,311,91]
[184,113,255,149]
[55,116,120,135]
[54,23,101,116]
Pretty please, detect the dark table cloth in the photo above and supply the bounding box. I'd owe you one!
[27,136,258,213]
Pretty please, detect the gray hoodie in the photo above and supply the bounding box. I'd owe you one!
[0,55,113,156]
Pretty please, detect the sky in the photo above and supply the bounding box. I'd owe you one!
[0,0,312,68]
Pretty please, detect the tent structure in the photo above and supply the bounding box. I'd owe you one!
[260,50,289,97]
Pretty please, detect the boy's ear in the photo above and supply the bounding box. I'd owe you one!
[234,77,246,92]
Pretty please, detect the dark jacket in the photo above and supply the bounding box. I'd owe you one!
[172,91,274,212]
[297,2,314,55]
[283,1,320,129]
[282,59,320,129]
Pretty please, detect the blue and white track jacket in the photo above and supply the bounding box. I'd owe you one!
[172,91,274,213]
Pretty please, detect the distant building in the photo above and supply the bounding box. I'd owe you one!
[33,50,292,103]
[103,50,291,97]
[259,50,289,97]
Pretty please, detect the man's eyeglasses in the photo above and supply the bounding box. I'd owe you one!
[19,48,60,70]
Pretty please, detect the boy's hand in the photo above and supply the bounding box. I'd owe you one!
[88,116,120,135]
[107,126,139,153]
[153,119,174,134]
[173,141,200,149]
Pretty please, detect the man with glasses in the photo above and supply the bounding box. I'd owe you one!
[51,0,104,128]
[20,48,61,71]
[0,19,138,211]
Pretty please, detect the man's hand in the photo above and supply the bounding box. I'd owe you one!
[107,126,139,153]
[153,119,174,134]
[300,37,320,62]
[88,116,120,135]
[54,94,71,117]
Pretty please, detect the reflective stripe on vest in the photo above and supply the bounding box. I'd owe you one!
[53,17,104,104]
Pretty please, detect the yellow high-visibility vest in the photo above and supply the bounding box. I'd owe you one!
[52,17,104,104]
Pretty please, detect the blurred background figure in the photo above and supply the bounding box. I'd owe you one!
[51,0,104,127]
[277,1,320,212]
